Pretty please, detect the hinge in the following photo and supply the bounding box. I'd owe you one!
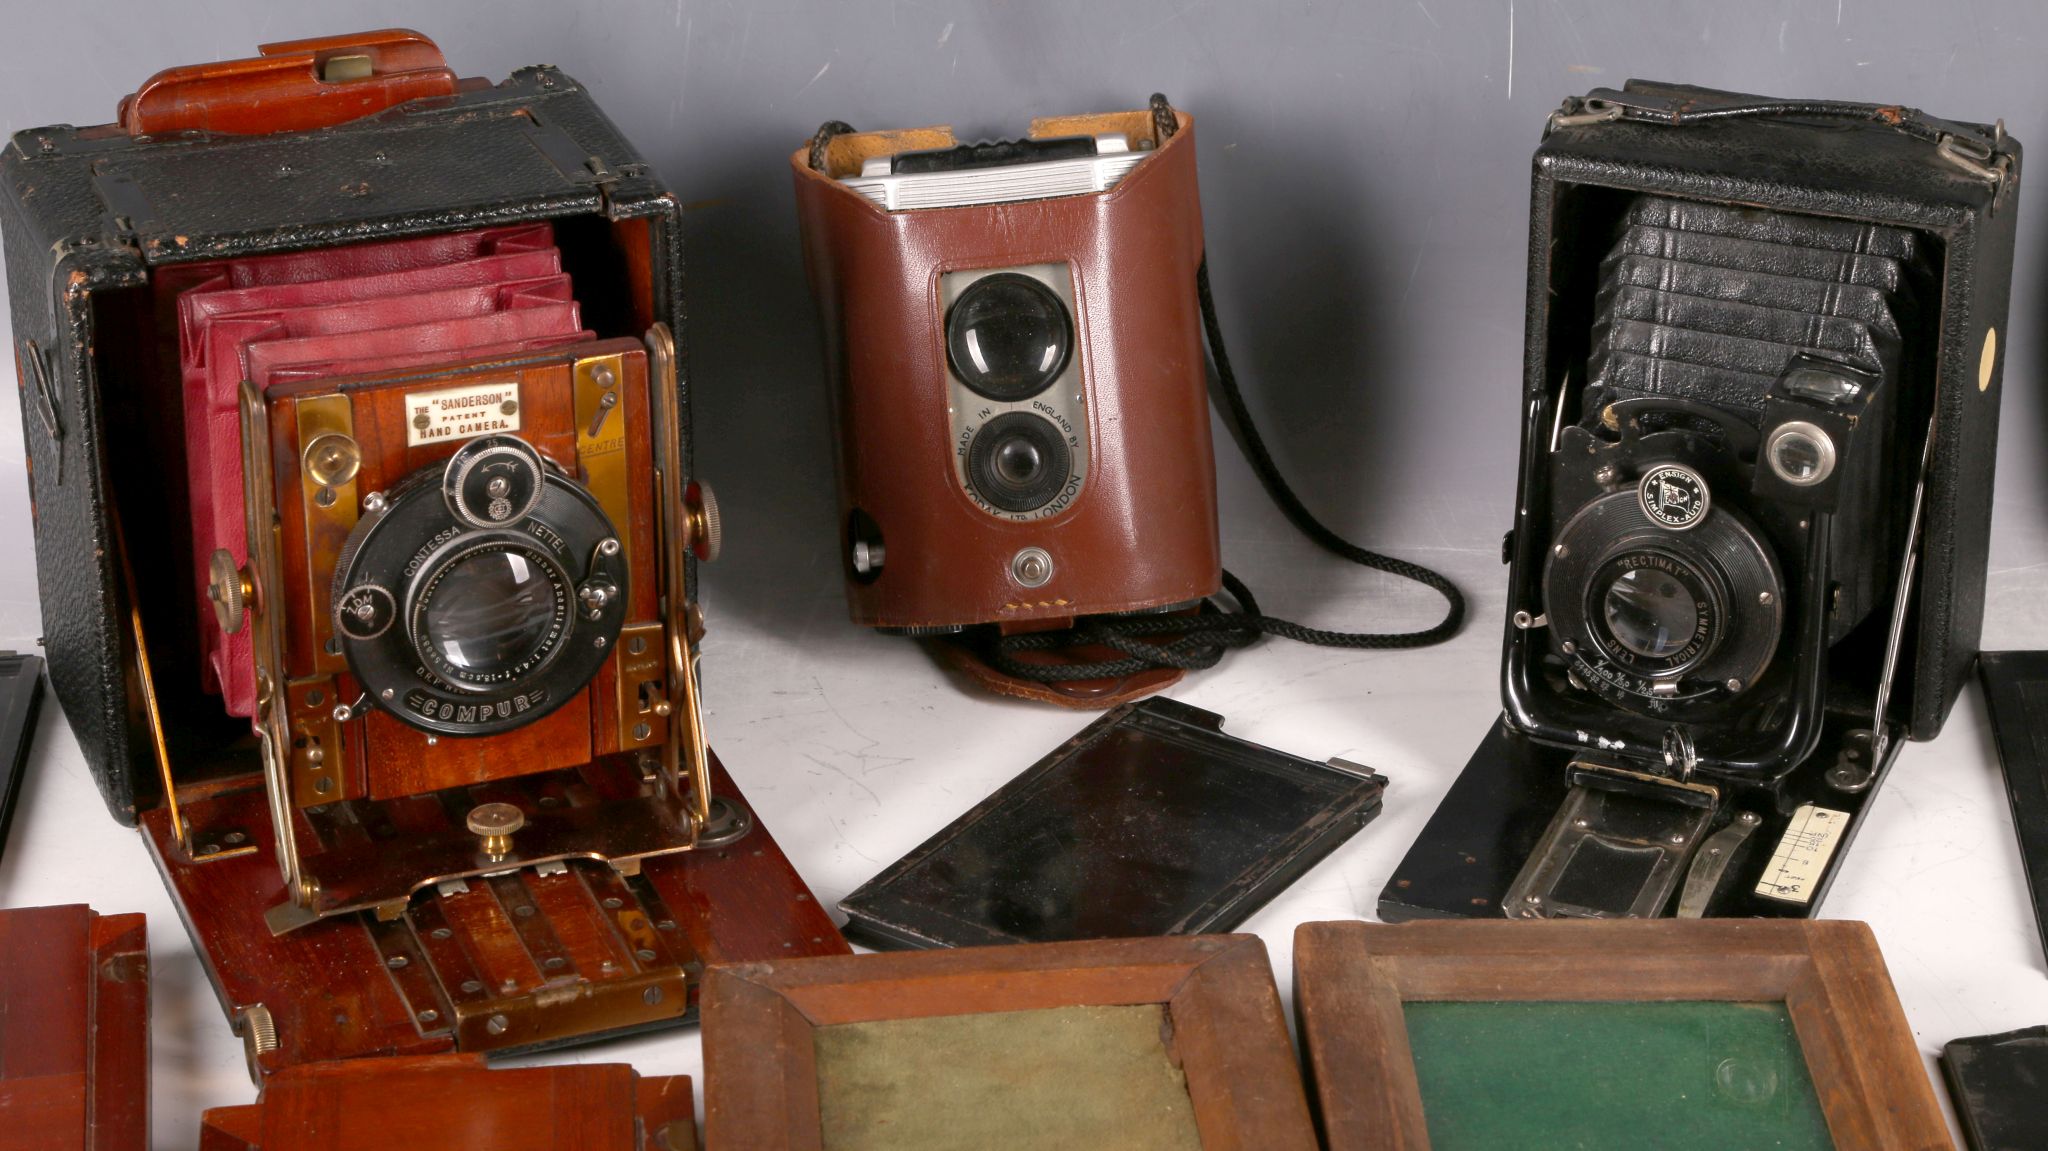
[18,337,62,485]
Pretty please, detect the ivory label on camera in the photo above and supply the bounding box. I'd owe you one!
[404,381,523,446]
[1754,804,1850,904]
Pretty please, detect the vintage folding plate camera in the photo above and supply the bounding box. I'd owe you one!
[1382,81,2020,922]
[0,31,844,1076]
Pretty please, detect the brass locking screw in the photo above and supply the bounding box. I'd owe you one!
[467,802,526,860]
[207,548,254,634]
[683,482,722,562]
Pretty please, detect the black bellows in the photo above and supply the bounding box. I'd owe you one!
[1582,195,1935,641]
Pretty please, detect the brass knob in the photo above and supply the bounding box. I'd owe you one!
[207,549,253,635]
[684,482,722,562]
[466,802,525,858]
[302,432,361,488]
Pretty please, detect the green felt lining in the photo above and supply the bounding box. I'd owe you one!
[1402,1000,1834,1150]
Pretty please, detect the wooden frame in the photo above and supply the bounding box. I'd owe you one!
[1293,919,1949,1151]
[197,1054,694,1150]
[0,905,149,1151]
[704,934,1316,1150]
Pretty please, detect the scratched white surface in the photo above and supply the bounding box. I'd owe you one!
[1,1,2046,1146]
[6,484,2048,1147]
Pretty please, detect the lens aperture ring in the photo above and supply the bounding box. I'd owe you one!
[1543,487,1784,709]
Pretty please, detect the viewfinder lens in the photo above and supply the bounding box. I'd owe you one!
[946,272,1073,402]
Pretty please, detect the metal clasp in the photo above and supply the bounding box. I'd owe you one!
[1546,98,1624,135]
[1936,120,2017,209]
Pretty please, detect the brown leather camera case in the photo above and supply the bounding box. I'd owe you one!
[792,108,1219,632]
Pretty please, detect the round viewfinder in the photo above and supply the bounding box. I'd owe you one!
[1764,421,1837,487]
[945,273,1073,402]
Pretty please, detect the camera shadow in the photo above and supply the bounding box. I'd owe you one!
[1195,107,1422,609]
[670,130,848,642]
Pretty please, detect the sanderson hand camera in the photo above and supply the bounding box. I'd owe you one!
[2,32,852,1073]
[1382,81,2020,924]
[166,223,727,930]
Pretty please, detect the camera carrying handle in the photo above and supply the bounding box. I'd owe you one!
[117,29,461,138]
[1549,81,2016,206]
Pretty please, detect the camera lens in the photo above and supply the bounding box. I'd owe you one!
[995,438,1043,485]
[417,545,566,683]
[946,272,1073,401]
[1600,568,1699,661]
[967,412,1071,513]
[334,432,627,736]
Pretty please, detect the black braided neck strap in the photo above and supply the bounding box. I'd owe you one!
[984,257,1467,684]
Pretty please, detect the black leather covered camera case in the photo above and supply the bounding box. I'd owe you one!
[0,31,846,1076]
[1384,80,2020,924]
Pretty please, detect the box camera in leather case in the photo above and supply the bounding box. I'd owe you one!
[1382,81,2020,924]
[0,30,845,1075]
[792,101,1220,706]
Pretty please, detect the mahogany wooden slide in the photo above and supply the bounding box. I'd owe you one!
[0,905,149,1150]
[198,1055,695,1151]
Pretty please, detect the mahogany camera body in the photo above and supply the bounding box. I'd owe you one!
[256,344,665,804]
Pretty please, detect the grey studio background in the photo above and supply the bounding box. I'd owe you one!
[0,1,2043,642]
[4,1,2048,1142]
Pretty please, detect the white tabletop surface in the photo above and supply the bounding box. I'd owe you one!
[2,456,2046,1148]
